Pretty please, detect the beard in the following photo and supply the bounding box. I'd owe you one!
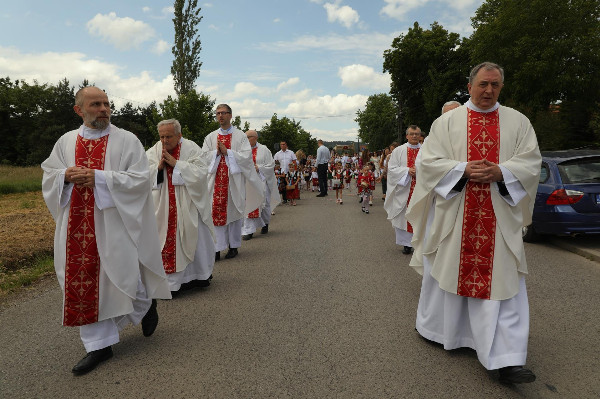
[90,117,110,130]
[82,109,110,130]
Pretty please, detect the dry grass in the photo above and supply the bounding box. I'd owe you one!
[0,191,55,297]
[0,165,42,195]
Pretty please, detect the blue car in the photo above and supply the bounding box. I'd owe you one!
[523,149,600,242]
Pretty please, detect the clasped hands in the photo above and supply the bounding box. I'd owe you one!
[158,149,177,171]
[216,141,228,157]
[65,166,95,187]
[464,159,503,183]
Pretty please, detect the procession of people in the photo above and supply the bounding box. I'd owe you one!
[42,61,541,385]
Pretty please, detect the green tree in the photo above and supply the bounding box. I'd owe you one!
[383,22,470,132]
[0,78,79,165]
[171,0,203,96]
[258,114,317,155]
[148,90,218,145]
[111,101,158,148]
[355,93,400,150]
[469,0,600,149]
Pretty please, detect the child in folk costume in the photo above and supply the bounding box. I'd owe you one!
[275,164,286,203]
[303,163,311,191]
[311,167,319,192]
[327,162,333,190]
[357,165,375,214]
[332,162,344,204]
[344,163,353,189]
[286,162,301,206]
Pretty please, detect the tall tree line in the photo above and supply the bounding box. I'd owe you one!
[359,0,600,151]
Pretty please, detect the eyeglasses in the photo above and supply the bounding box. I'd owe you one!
[407,133,421,136]
[216,111,231,116]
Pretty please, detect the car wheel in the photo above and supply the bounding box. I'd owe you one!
[522,224,539,242]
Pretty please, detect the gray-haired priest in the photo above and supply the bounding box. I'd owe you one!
[202,104,264,260]
[242,130,280,240]
[42,86,171,376]
[147,119,215,295]
[406,62,541,384]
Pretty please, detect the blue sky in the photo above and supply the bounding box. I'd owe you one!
[0,0,484,141]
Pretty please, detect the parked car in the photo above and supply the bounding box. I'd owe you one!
[523,149,600,242]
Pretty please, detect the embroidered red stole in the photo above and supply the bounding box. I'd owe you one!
[161,143,181,274]
[457,109,500,299]
[63,134,109,327]
[248,146,260,219]
[212,133,232,226]
[406,146,419,233]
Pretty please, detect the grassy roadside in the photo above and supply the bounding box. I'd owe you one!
[0,255,55,299]
[0,165,42,195]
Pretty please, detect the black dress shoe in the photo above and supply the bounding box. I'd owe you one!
[402,246,413,255]
[261,225,268,234]
[72,346,113,376]
[225,247,238,259]
[141,299,158,337]
[242,233,253,241]
[498,366,536,384]
[215,251,220,261]
[316,193,326,197]
[193,275,212,288]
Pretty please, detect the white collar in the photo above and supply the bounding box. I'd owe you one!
[80,124,110,139]
[466,99,500,113]
[407,143,421,149]
[219,126,233,135]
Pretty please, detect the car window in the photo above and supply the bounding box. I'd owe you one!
[557,157,600,184]
[539,163,549,183]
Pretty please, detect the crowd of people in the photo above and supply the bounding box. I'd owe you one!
[41,61,542,385]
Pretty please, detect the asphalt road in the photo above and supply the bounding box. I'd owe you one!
[1,186,599,398]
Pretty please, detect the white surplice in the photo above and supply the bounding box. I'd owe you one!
[242,143,280,235]
[406,101,541,369]
[202,127,264,251]
[384,143,421,246]
[42,124,171,350]
[147,138,215,291]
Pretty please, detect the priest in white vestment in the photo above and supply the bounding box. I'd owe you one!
[202,104,264,260]
[41,87,171,376]
[147,119,215,293]
[242,130,280,240]
[384,125,422,254]
[406,63,541,384]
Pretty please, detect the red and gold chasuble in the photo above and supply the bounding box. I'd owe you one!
[406,147,419,233]
[457,109,500,299]
[63,134,109,326]
[248,146,260,219]
[212,133,232,226]
[161,143,181,274]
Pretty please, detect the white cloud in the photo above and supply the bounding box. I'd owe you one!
[86,12,155,50]
[307,127,359,142]
[283,93,368,117]
[257,31,402,57]
[227,82,272,98]
[338,64,390,90]
[277,77,300,91]
[273,18,281,23]
[380,0,431,20]
[203,3,214,7]
[0,46,175,109]
[162,6,175,14]
[279,89,313,102]
[152,39,170,55]
[142,6,151,13]
[324,2,360,28]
